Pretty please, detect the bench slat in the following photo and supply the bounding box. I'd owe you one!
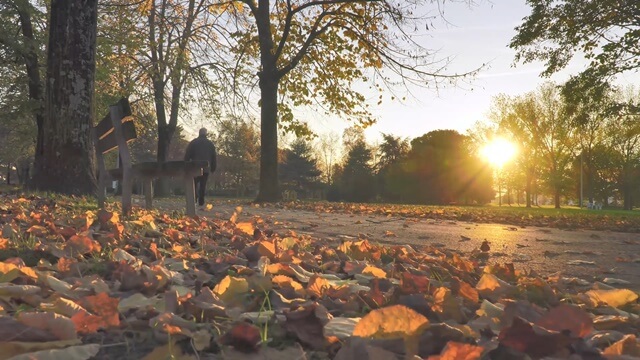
[95,98,133,139]
[97,120,137,154]
[107,161,207,179]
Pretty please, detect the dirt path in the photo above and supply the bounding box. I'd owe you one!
[152,198,640,291]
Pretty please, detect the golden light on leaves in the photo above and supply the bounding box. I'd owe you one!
[214,276,250,305]
[236,222,254,236]
[353,305,429,339]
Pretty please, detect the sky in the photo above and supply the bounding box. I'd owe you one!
[300,0,610,145]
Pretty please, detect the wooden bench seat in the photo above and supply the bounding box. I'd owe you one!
[93,98,207,216]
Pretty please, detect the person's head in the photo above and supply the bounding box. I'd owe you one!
[199,128,208,137]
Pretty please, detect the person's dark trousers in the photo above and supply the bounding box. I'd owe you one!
[194,173,209,206]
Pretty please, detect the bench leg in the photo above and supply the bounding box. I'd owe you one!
[185,175,196,217]
[97,174,106,209]
[143,178,153,209]
[121,172,133,215]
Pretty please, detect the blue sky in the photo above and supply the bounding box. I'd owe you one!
[302,0,602,144]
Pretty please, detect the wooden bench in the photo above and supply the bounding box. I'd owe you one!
[93,98,208,216]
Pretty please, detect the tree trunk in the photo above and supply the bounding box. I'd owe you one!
[154,124,173,197]
[525,168,532,208]
[31,0,98,195]
[6,163,11,185]
[554,188,561,209]
[15,3,45,189]
[255,73,280,202]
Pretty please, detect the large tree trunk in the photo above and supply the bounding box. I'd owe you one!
[255,73,280,202]
[15,2,44,188]
[32,0,98,195]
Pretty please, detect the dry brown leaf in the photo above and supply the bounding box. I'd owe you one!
[535,304,593,337]
[0,340,81,359]
[16,312,77,341]
[8,343,100,360]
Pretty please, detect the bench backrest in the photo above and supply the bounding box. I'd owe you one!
[95,97,136,154]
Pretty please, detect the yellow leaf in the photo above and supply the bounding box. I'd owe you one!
[361,265,387,278]
[0,262,20,282]
[584,289,638,308]
[213,276,249,305]
[353,304,429,339]
[236,222,254,236]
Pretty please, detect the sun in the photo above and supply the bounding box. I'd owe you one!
[481,138,517,168]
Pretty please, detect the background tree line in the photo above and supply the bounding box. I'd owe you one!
[0,0,478,200]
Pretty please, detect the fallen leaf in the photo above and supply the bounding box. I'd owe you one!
[353,305,429,339]
[583,288,639,308]
[220,322,262,353]
[427,341,484,360]
[8,343,100,360]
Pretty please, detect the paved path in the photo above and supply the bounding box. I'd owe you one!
[153,198,640,290]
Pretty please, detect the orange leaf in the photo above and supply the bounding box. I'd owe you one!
[307,275,330,298]
[428,341,484,360]
[65,234,101,256]
[73,292,120,333]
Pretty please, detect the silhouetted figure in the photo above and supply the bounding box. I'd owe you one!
[184,128,217,206]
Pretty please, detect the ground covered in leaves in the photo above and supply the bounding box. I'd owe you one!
[270,201,640,233]
[0,193,639,360]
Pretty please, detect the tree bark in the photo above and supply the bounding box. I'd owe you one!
[255,73,280,202]
[31,0,98,195]
[554,188,561,209]
[254,0,281,202]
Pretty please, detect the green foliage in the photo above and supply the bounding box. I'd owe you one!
[389,130,493,205]
[214,117,260,195]
[511,0,640,81]
[339,140,376,202]
[280,138,322,194]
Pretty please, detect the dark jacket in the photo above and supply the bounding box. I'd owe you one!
[184,135,217,173]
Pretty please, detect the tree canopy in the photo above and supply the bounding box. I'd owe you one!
[511,0,640,83]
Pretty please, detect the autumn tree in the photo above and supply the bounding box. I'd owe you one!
[30,0,98,194]
[220,0,480,202]
[280,138,322,195]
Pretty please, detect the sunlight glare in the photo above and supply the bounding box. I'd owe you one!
[481,138,517,168]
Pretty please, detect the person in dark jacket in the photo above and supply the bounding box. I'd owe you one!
[184,128,217,206]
